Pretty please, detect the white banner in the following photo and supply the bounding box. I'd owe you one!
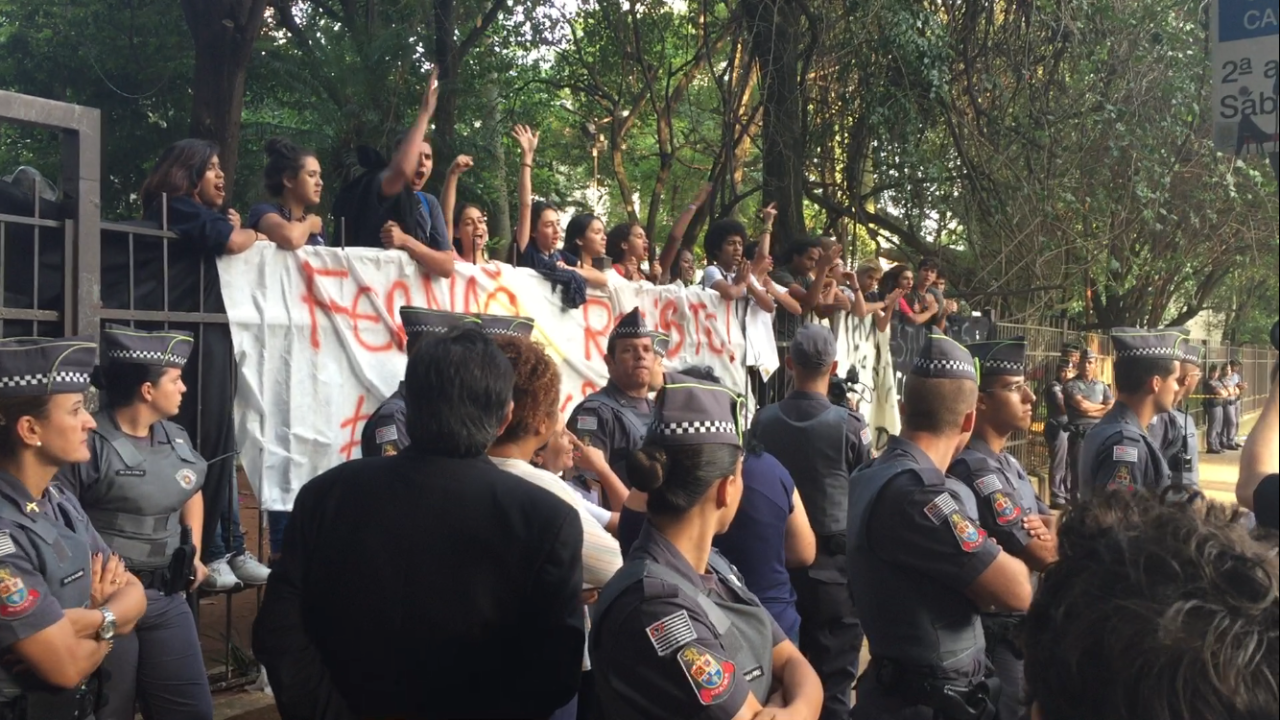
[219,244,898,510]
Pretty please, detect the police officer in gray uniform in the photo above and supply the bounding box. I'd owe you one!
[1148,344,1203,488]
[1220,359,1245,450]
[1078,327,1187,500]
[54,326,213,720]
[569,307,655,498]
[949,337,1057,720]
[846,334,1033,720]
[1042,358,1073,508]
[590,374,823,720]
[361,308,534,457]
[1203,364,1228,454]
[0,336,147,720]
[751,323,871,720]
[1061,348,1112,504]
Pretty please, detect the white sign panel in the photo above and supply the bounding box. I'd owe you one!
[1212,0,1280,155]
[218,245,898,511]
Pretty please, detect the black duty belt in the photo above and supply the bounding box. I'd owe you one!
[979,614,1025,660]
[0,674,99,720]
[818,533,847,556]
[1066,422,1095,439]
[865,658,1000,720]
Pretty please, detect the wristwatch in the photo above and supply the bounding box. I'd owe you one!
[97,607,117,641]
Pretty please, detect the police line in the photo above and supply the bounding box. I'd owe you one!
[216,244,899,511]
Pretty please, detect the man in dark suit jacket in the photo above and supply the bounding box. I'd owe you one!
[254,327,585,720]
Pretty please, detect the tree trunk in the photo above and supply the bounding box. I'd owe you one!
[484,79,513,259]
[181,0,268,204]
[431,0,460,193]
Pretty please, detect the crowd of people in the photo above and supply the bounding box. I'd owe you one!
[0,68,1277,720]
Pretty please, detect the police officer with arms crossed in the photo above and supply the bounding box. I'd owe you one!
[1203,364,1230,454]
[1078,327,1187,499]
[1147,343,1203,488]
[1220,358,1246,451]
[56,327,213,720]
[361,306,535,457]
[846,334,1033,720]
[569,307,655,500]
[1041,358,1072,509]
[0,336,147,720]
[947,338,1058,720]
[590,373,823,720]
[1061,348,1112,505]
[751,323,871,720]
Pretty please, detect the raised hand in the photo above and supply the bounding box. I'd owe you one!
[420,66,440,118]
[450,155,475,176]
[512,124,540,160]
[760,202,778,229]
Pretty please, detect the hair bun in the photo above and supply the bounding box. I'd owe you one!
[627,445,668,493]
[264,136,298,159]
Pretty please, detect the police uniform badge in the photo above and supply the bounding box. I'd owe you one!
[677,644,736,705]
[375,425,399,445]
[991,491,1022,526]
[176,468,198,490]
[948,512,987,552]
[0,565,40,619]
[1108,463,1134,492]
[381,443,399,457]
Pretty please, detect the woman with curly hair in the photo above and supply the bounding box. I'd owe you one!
[486,333,623,720]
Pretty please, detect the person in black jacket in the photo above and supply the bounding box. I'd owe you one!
[253,327,585,720]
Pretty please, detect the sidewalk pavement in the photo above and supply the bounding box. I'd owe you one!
[1196,410,1258,506]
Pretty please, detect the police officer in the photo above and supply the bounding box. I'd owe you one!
[1204,364,1228,454]
[53,326,213,720]
[590,374,823,720]
[1062,347,1112,503]
[949,337,1057,720]
[751,323,871,720]
[569,307,655,498]
[0,336,147,720]
[1078,327,1188,499]
[1148,344,1203,488]
[362,307,534,457]
[846,334,1032,720]
[1221,359,1245,450]
[1042,358,1072,509]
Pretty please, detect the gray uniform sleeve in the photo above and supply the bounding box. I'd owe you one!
[950,457,1034,555]
[569,401,621,474]
[0,522,66,646]
[845,411,873,468]
[1101,383,1115,404]
[364,402,409,457]
[1088,430,1151,494]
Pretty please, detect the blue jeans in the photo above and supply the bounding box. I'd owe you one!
[268,511,291,554]
[203,481,246,560]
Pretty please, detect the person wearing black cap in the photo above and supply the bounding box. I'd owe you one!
[750,323,871,720]
[948,337,1057,720]
[1061,347,1113,504]
[590,373,823,720]
[568,307,655,497]
[1042,358,1073,508]
[1077,327,1187,500]
[254,326,585,720]
[0,336,148,718]
[846,334,1032,720]
[55,326,214,720]
[1148,343,1204,489]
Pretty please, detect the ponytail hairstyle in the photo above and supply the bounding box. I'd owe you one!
[626,443,742,518]
[92,363,168,411]
[263,137,317,198]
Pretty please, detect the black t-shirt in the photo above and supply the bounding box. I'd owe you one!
[331,167,449,251]
[138,195,232,314]
[1254,474,1278,531]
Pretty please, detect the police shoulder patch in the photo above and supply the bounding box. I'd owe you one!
[576,414,599,431]
[1112,445,1139,463]
[990,491,1022,526]
[1107,463,1134,492]
[973,474,1002,497]
[646,610,696,656]
[381,443,399,457]
[0,532,14,558]
[0,564,41,619]
[923,493,960,525]
[859,426,872,445]
[948,512,988,552]
[677,643,736,705]
[175,468,198,489]
[374,424,399,444]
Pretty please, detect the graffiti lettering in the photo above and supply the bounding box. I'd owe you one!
[339,395,371,461]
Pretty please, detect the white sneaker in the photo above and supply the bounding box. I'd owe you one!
[229,552,272,585]
[202,557,243,592]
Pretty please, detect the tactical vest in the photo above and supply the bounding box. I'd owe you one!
[847,461,987,679]
[79,413,206,570]
[754,403,849,534]
[592,552,774,719]
[581,389,650,487]
[0,484,95,702]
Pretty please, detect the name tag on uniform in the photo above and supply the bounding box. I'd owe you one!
[61,569,85,586]
[115,468,146,477]
[742,666,764,682]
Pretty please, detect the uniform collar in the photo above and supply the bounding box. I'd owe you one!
[1109,400,1146,432]
[632,521,703,584]
[0,469,49,515]
[883,435,936,468]
[966,437,1003,463]
[603,380,649,408]
[786,390,830,404]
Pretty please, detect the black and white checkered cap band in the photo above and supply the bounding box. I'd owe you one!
[915,357,975,374]
[404,324,453,335]
[659,420,737,436]
[980,359,1023,372]
[1115,346,1178,359]
[0,371,93,389]
[106,349,188,366]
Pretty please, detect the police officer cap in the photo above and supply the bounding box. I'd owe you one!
[399,306,476,341]
[1177,342,1204,365]
[650,372,743,449]
[1110,326,1188,361]
[1080,347,1098,361]
[651,330,671,358]
[475,313,536,338]
[100,324,193,368]
[1055,357,1073,370]
[965,336,1026,378]
[912,334,977,382]
[790,323,837,369]
[610,307,649,341]
[0,335,97,398]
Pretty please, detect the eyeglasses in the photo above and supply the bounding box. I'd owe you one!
[983,382,1032,395]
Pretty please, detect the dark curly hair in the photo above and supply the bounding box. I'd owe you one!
[263,137,317,198]
[493,335,562,446]
[1024,491,1279,720]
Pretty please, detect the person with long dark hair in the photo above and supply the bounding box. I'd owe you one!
[590,373,822,720]
[139,139,272,592]
[605,223,657,283]
[0,336,148,712]
[563,214,611,288]
[247,138,326,250]
[57,326,213,720]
